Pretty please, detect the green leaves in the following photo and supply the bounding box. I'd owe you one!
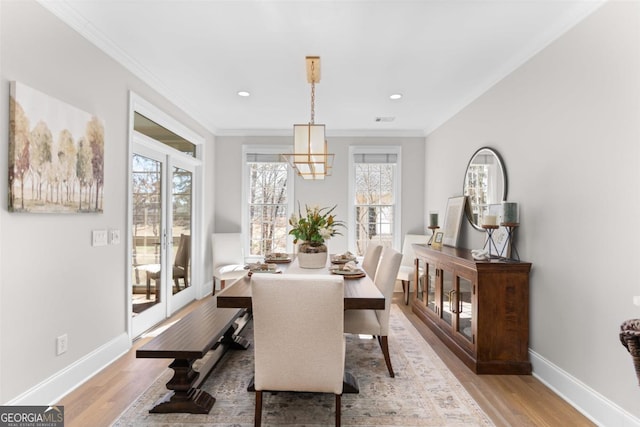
[288,203,345,244]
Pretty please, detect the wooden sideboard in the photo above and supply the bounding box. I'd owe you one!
[412,244,532,375]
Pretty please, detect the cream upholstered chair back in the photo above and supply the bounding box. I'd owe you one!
[212,232,244,268]
[396,234,428,304]
[400,234,428,267]
[361,243,383,278]
[251,274,345,394]
[211,233,247,293]
[374,247,403,336]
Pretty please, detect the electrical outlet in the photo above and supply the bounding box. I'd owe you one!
[56,334,68,355]
[92,230,108,247]
[634,296,640,306]
[108,229,121,245]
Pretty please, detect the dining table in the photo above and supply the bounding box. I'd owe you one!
[216,254,385,311]
[215,253,385,393]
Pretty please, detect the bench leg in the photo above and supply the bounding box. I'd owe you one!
[149,358,215,414]
[220,317,251,350]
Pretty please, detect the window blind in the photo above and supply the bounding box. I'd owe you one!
[353,153,398,164]
[246,153,285,163]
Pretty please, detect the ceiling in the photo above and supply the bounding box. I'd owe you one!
[41,1,604,137]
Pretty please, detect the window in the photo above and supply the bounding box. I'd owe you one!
[243,148,294,257]
[349,147,401,256]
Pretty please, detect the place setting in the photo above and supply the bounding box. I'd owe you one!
[263,252,292,263]
[330,260,365,279]
[330,251,357,264]
[244,262,282,277]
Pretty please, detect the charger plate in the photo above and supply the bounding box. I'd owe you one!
[330,268,366,279]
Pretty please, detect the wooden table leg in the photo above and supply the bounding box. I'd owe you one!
[149,358,215,414]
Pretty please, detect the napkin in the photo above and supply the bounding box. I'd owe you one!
[343,261,358,271]
[334,251,355,261]
[471,249,490,260]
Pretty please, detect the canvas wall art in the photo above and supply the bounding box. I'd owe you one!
[9,81,104,213]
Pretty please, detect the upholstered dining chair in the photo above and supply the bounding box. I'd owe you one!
[361,243,383,279]
[344,246,403,378]
[212,232,247,295]
[251,274,345,427]
[145,233,191,298]
[397,234,429,305]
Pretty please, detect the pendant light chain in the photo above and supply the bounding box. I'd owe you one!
[310,60,316,125]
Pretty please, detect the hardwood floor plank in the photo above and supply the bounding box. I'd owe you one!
[56,293,594,426]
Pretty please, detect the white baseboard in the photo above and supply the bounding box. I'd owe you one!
[530,349,640,427]
[5,332,130,406]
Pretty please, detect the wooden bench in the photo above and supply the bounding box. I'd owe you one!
[136,298,250,414]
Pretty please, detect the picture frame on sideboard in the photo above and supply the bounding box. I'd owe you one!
[442,196,466,247]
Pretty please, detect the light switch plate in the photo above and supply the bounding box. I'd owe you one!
[92,230,108,246]
[634,296,640,306]
[108,229,121,245]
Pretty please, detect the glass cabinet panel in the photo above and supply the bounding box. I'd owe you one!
[426,264,437,313]
[442,270,454,326]
[458,277,473,342]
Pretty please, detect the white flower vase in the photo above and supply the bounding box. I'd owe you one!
[297,242,328,269]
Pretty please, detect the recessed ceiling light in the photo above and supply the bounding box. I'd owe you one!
[389,93,403,100]
[237,91,250,97]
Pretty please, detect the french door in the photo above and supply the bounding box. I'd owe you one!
[130,134,196,337]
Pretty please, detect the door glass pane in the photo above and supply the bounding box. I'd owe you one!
[134,112,196,157]
[458,277,473,342]
[442,270,454,326]
[131,154,162,315]
[426,264,437,312]
[171,166,192,295]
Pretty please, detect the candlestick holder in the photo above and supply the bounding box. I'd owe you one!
[501,222,520,261]
[482,225,500,258]
[427,226,440,245]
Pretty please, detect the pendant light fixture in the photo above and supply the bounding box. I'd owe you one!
[282,56,334,180]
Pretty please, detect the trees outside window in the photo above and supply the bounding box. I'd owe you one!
[245,149,293,257]
[350,149,400,256]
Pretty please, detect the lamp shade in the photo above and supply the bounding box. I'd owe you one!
[286,123,333,180]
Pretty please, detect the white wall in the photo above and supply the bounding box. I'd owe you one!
[0,1,214,403]
[213,135,426,255]
[425,2,640,423]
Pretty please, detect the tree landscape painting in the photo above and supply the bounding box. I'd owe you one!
[9,81,104,213]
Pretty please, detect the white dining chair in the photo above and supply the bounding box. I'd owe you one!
[344,246,403,377]
[397,234,429,304]
[361,243,383,279]
[251,274,345,427]
[212,232,247,295]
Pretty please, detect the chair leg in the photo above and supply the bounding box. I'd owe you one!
[335,394,341,427]
[402,280,410,305]
[255,390,262,427]
[378,335,395,378]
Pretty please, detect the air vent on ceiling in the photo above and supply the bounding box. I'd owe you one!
[375,116,395,122]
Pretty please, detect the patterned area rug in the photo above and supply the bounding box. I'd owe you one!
[113,305,494,426]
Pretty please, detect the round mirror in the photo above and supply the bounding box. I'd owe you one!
[463,147,507,230]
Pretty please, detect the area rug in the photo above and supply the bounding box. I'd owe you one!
[113,305,494,426]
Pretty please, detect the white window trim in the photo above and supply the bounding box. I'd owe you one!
[241,145,295,261]
[348,145,402,252]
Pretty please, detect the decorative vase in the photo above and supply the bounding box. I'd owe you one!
[297,242,328,269]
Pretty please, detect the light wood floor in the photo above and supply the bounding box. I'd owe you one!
[57,293,595,427]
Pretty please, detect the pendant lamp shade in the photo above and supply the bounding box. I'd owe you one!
[282,56,334,180]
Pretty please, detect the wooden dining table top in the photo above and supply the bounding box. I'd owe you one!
[216,255,385,310]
